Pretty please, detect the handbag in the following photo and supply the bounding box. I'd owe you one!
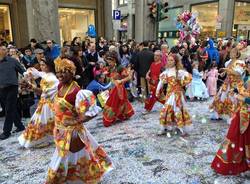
[97,90,109,107]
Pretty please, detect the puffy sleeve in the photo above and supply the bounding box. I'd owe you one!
[156,71,167,94]
[75,89,101,117]
[178,69,192,87]
[193,69,203,77]
[24,67,45,79]
[41,74,59,99]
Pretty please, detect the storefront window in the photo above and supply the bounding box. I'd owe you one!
[233,1,250,40]
[191,2,218,38]
[59,8,95,45]
[119,0,128,6]
[0,5,12,42]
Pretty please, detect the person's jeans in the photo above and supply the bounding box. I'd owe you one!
[0,85,24,135]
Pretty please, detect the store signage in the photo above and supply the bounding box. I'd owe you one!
[218,31,226,37]
[158,31,179,38]
[113,20,121,30]
[238,24,250,30]
[113,10,121,20]
[216,23,222,29]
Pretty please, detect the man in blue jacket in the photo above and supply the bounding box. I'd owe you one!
[44,40,61,60]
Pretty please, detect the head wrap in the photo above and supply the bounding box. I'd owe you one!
[54,57,76,75]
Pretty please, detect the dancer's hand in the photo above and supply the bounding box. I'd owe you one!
[236,94,245,101]
[156,91,160,98]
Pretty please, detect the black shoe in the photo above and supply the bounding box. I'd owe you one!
[0,133,10,140]
[12,126,25,133]
[210,118,223,121]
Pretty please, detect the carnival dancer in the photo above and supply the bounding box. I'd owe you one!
[185,62,209,100]
[103,51,134,127]
[143,50,165,114]
[211,61,249,175]
[18,58,59,148]
[210,48,245,121]
[46,58,112,184]
[156,54,192,136]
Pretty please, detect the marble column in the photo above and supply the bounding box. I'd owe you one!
[104,0,113,41]
[25,0,60,43]
[96,0,105,38]
[127,0,133,39]
[218,0,234,37]
[143,0,156,41]
[10,0,29,47]
[135,0,144,42]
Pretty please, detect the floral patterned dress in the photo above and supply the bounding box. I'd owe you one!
[156,67,192,130]
[103,65,134,127]
[211,76,250,175]
[210,60,245,118]
[46,81,112,184]
[18,69,59,148]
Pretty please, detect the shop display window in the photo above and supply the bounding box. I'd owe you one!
[191,2,218,38]
[59,8,95,44]
[233,1,250,40]
[0,5,12,42]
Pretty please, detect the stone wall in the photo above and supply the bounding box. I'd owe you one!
[25,0,60,43]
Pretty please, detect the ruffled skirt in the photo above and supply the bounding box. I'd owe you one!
[160,92,192,130]
[103,85,134,127]
[46,128,113,184]
[211,109,250,175]
[18,98,54,148]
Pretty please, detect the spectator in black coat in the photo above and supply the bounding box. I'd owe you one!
[27,38,44,52]
[134,41,154,98]
[85,42,98,81]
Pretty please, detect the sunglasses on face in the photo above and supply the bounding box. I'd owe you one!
[47,42,52,44]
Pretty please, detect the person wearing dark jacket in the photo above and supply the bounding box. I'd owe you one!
[181,52,193,74]
[27,38,44,52]
[85,42,98,82]
[0,44,26,140]
[134,41,154,98]
[21,47,36,69]
[71,46,92,88]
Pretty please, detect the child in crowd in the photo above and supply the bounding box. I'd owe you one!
[186,62,209,101]
[205,61,219,96]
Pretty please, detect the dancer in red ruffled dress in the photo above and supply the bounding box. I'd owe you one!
[103,51,134,127]
[211,63,250,175]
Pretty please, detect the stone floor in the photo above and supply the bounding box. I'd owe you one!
[0,99,249,184]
